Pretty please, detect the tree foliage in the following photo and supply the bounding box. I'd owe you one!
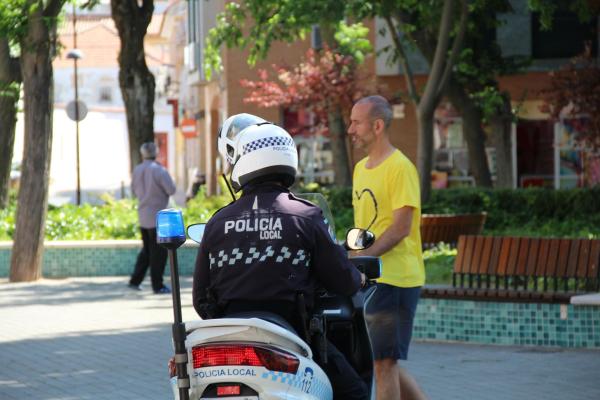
[204,0,348,78]
[240,23,372,136]
[241,47,366,134]
[540,46,600,148]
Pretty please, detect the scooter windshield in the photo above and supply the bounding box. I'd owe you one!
[296,193,337,241]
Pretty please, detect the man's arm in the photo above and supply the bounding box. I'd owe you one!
[160,168,177,196]
[131,167,140,199]
[357,206,414,257]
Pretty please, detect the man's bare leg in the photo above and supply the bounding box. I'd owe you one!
[374,359,400,399]
[373,359,428,400]
[398,365,427,400]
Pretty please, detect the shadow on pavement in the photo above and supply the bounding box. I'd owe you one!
[0,325,174,400]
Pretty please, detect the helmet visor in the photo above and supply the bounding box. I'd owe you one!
[223,114,267,141]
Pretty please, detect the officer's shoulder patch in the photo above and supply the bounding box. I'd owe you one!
[287,193,319,209]
[209,200,237,219]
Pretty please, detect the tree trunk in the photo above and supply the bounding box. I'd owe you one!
[10,4,61,282]
[319,23,352,186]
[327,106,352,186]
[489,93,514,188]
[446,79,493,187]
[111,0,156,171]
[0,39,21,209]
[416,107,435,203]
[395,0,469,203]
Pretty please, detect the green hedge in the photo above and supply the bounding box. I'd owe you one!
[294,185,600,239]
[423,187,600,238]
[0,190,231,241]
[1,187,599,241]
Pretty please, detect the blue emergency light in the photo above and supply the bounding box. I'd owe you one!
[156,208,186,248]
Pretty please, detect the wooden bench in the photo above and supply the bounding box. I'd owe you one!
[420,213,487,248]
[422,235,600,303]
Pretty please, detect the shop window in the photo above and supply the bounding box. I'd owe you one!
[516,120,554,187]
[283,109,334,184]
[557,118,600,188]
[99,86,112,103]
[433,118,495,188]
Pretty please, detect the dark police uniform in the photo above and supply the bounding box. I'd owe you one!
[192,183,368,400]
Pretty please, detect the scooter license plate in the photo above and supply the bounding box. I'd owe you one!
[201,397,258,400]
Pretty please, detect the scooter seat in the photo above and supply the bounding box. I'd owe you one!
[225,311,298,335]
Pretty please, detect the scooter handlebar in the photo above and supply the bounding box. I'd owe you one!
[349,256,381,281]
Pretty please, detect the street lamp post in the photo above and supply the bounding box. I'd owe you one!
[66,5,83,205]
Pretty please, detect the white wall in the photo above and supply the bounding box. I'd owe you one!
[13,108,175,205]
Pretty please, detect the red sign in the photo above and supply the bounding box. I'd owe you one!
[155,133,168,169]
[181,118,198,139]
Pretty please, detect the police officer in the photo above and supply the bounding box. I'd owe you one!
[192,114,368,400]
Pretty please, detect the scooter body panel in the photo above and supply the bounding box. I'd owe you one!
[179,318,332,400]
[185,318,312,358]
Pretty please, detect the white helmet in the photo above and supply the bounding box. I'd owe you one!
[218,114,298,191]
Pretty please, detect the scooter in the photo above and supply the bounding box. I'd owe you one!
[157,194,381,400]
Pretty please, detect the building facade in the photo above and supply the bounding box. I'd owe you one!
[173,0,600,194]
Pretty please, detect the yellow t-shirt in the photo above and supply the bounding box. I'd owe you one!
[352,150,425,287]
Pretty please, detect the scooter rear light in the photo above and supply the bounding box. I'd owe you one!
[192,344,299,374]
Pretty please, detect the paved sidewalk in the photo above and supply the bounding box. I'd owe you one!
[1,277,599,400]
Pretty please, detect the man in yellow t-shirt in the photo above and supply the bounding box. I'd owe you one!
[349,96,426,400]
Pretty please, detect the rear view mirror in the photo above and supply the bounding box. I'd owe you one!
[345,228,375,250]
[187,223,207,243]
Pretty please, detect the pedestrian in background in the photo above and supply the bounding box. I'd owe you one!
[128,142,176,294]
[185,169,206,203]
[348,96,427,400]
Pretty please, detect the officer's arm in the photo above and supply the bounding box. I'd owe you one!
[358,206,413,258]
[192,240,211,319]
[311,217,361,296]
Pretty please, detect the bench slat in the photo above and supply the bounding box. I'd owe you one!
[479,236,494,275]
[576,239,591,279]
[545,239,561,288]
[506,238,522,289]
[536,239,550,276]
[470,235,485,275]
[556,239,572,281]
[516,238,530,276]
[461,235,476,275]
[487,237,502,276]
[497,237,513,277]
[587,240,600,279]
[565,239,581,278]
[525,238,540,277]
[454,235,467,273]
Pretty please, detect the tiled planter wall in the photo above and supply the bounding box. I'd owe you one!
[414,298,600,349]
[2,241,598,349]
[0,241,199,278]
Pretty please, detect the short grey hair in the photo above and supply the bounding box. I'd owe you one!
[140,142,157,159]
[356,95,393,130]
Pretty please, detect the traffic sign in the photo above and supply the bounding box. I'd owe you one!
[66,100,88,122]
[181,118,198,138]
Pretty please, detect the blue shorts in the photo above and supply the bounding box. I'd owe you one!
[365,283,421,361]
